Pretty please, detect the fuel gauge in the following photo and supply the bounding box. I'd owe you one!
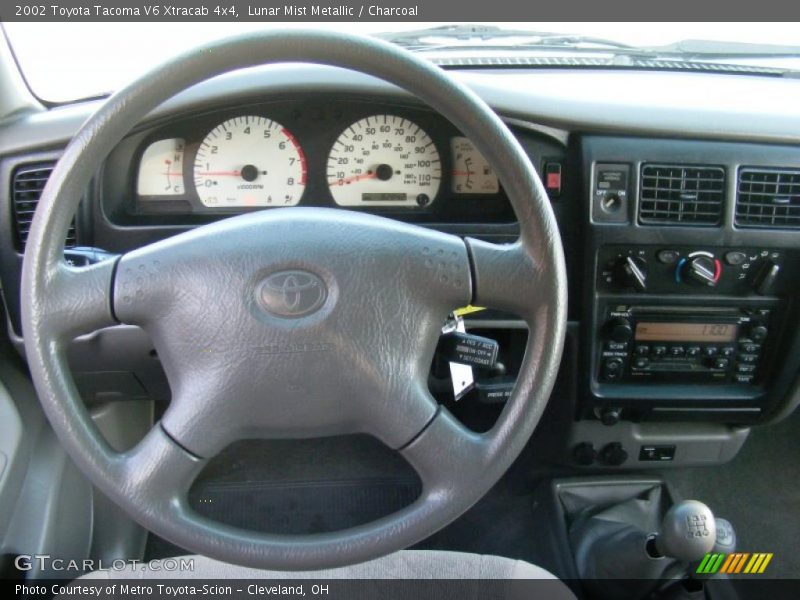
[451,136,499,194]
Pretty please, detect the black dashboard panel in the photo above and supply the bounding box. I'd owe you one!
[580,136,800,424]
[101,97,524,227]
[1,66,798,434]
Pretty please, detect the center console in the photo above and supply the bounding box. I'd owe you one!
[579,137,800,436]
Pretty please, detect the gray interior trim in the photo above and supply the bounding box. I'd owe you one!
[88,400,152,564]
[565,421,750,469]
[0,27,41,124]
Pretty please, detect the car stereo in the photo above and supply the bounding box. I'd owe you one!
[599,306,771,385]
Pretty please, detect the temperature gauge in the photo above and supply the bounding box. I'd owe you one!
[137,138,186,196]
[451,136,499,194]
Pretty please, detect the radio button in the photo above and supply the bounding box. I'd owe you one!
[606,341,628,351]
[738,354,759,364]
[669,346,685,357]
[601,358,624,381]
[739,342,761,354]
[686,346,701,358]
[652,345,667,357]
[608,318,634,343]
[721,346,736,358]
[748,325,768,343]
[736,364,756,373]
[635,345,650,356]
[633,357,650,369]
[703,347,719,357]
[713,358,730,370]
[734,374,755,384]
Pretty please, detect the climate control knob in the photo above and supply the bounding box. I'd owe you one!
[680,255,721,287]
[614,256,648,291]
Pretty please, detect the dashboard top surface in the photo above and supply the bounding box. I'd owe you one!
[2,65,800,160]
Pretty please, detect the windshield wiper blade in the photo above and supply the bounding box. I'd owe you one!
[377,24,637,51]
[645,39,800,58]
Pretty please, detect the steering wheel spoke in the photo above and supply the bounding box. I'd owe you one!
[466,237,550,321]
[401,408,488,496]
[35,259,119,340]
[115,423,206,519]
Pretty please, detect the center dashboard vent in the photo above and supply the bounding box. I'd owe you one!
[736,168,800,229]
[639,164,725,226]
[10,162,76,252]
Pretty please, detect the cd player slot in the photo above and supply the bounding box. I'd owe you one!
[629,306,740,316]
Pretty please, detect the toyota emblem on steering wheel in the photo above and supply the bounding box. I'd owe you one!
[257,270,328,318]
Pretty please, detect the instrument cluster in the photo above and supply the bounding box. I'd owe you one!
[114,99,517,224]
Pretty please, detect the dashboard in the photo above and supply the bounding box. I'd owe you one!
[102,98,540,226]
[2,65,800,471]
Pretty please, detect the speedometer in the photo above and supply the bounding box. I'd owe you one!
[193,116,306,208]
[327,115,441,207]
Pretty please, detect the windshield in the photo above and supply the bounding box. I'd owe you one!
[4,21,800,103]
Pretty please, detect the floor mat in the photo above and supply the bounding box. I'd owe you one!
[147,435,423,560]
[189,477,421,534]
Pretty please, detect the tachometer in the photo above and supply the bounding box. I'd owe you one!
[193,116,306,208]
[327,115,441,207]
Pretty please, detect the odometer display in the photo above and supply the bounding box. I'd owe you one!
[327,115,441,207]
[193,116,306,208]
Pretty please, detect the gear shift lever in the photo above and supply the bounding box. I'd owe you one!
[652,500,717,561]
[570,497,721,600]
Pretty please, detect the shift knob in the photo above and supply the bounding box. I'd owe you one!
[654,500,717,562]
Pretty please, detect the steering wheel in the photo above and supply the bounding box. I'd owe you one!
[21,31,566,570]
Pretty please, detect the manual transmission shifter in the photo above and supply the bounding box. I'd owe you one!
[571,496,722,600]
[651,500,717,561]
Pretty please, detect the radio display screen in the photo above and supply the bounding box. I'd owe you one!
[635,322,738,343]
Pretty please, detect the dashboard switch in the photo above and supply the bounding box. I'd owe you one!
[747,324,768,343]
[599,407,622,426]
[601,358,624,381]
[615,255,648,291]
[657,249,680,265]
[754,261,780,296]
[725,251,747,266]
[573,442,597,466]
[592,164,630,223]
[544,161,562,198]
[600,442,629,466]
[607,318,633,343]
[639,445,676,462]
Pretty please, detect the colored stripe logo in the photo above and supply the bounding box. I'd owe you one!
[697,552,773,575]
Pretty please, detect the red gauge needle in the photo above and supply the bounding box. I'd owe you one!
[330,172,378,186]
[161,172,184,177]
[196,171,242,177]
[452,170,474,177]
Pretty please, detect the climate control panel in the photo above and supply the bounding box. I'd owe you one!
[597,245,789,296]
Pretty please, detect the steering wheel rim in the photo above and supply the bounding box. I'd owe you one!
[21,30,567,570]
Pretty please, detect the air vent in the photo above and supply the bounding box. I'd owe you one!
[11,162,76,252]
[736,168,800,229]
[639,164,725,226]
